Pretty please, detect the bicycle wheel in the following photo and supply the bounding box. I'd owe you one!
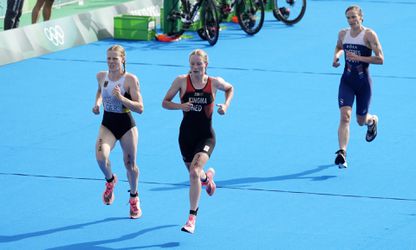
[236,0,265,35]
[197,28,209,41]
[273,0,306,25]
[199,0,220,45]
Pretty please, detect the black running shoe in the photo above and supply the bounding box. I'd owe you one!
[335,149,347,168]
[366,115,378,142]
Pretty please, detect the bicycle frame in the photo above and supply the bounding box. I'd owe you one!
[166,0,220,45]
[167,0,203,29]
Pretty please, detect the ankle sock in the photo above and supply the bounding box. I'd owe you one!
[129,190,138,198]
[106,175,114,183]
[190,208,199,216]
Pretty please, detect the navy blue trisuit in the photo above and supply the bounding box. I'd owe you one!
[339,27,373,116]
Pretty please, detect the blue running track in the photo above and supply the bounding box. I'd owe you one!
[1,0,416,249]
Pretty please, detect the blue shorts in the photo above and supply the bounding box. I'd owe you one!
[338,73,372,116]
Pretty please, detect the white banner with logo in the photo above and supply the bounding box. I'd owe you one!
[0,0,162,66]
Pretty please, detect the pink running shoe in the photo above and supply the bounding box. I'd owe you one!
[129,196,142,219]
[103,174,117,205]
[181,214,196,234]
[202,168,216,196]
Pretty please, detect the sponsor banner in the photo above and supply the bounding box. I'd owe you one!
[0,0,162,66]
[25,17,86,52]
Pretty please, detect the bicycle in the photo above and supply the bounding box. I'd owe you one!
[217,0,265,35]
[163,0,265,45]
[165,0,220,46]
[270,0,306,25]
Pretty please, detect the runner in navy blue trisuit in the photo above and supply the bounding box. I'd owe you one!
[332,5,384,168]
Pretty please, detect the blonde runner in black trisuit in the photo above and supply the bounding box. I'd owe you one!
[93,45,144,219]
[162,49,234,234]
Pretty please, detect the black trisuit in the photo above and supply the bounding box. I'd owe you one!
[179,75,216,163]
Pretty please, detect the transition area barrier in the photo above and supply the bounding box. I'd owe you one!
[0,0,162,66]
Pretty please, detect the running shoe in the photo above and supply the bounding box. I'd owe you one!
[366,115,378,142]
[129,196,142,219]
[181,214,196,234]
[335,149,348,169]
[202,168,216,196]
[103,174,117,205]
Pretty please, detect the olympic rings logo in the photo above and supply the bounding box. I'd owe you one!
[43,25,65,46]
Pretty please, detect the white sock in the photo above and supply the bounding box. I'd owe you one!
[367,116,375,126]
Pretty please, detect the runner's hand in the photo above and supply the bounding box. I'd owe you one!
[92,105,100,114]
[182,102,193,112]
[217,104,227,115]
